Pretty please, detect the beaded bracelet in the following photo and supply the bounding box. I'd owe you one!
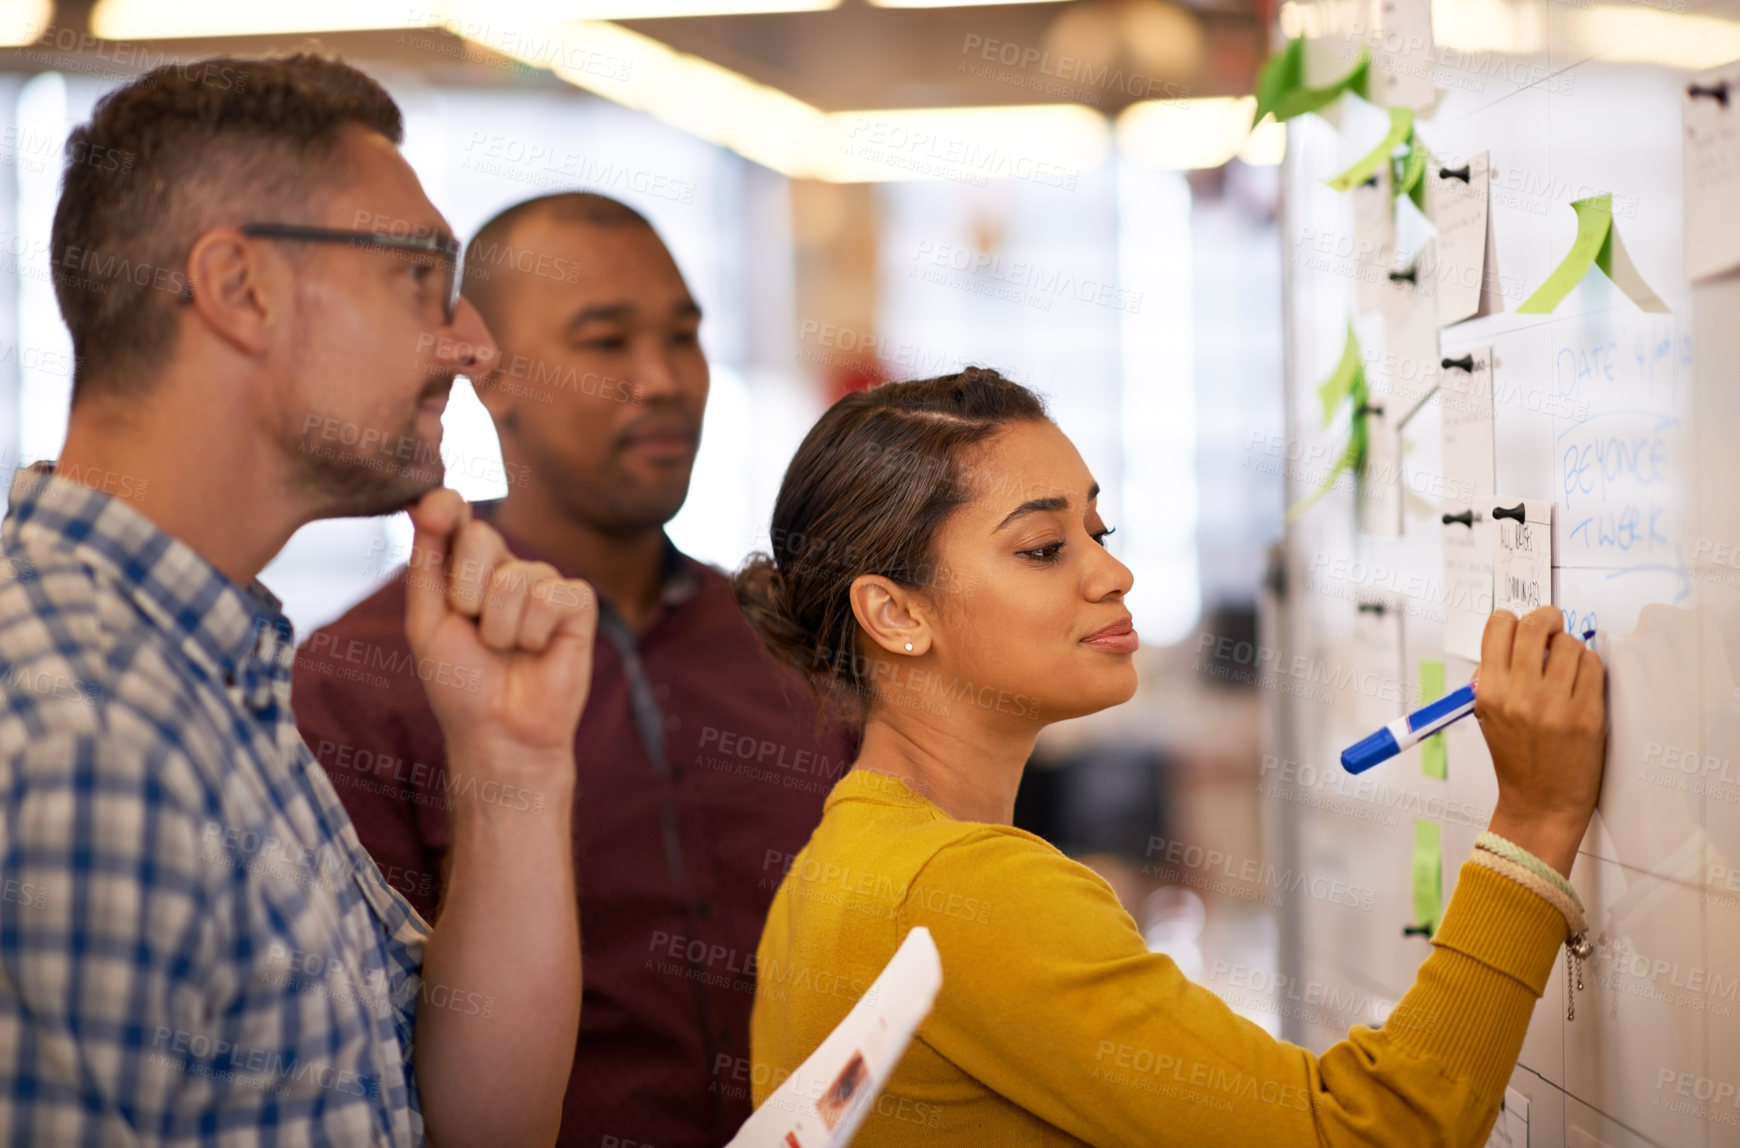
[1470,832,1593,1021]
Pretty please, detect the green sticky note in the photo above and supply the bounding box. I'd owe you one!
[1516,194,1614,313]
[1328,106,1413,193]
[1252,39,1371,127]
[1392,129,1428,212]
[1284,431,1362,524]
[1315,320,1364,426]
[1412,817,1443,937]
[1418,658,1447,779]
[1287,323,1369,523]
[1251,36,1304,127]
[1517,192,1668,313]
[1422,731,1448,780]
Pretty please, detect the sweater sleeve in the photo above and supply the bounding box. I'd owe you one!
[898,835,1564,1148]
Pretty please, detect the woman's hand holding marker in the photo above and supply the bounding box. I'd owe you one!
[1475,605,1608,879]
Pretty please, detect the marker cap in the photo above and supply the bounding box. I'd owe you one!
[1341,727,1400,774]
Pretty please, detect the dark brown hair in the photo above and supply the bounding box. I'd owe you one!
[735,366,1049,727]
[51,53,404,399]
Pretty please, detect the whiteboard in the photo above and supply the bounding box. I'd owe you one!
[1272,3,1740,1144]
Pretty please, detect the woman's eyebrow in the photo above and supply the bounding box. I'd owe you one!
[992,482,1100,533]
[994,496,1067,533]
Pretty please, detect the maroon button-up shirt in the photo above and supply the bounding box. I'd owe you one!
[290,507,859,1147]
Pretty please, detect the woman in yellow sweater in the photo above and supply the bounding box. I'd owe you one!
[734,367,1606,1147]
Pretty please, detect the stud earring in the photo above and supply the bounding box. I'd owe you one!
[904,642,914,652]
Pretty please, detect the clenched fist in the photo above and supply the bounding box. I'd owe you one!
[401,488,597,783]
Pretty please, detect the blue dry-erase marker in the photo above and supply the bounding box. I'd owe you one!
[1341,682,1478,773]
[1341,628,1597,773]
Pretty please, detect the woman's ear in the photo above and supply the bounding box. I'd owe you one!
[849,573,929,656]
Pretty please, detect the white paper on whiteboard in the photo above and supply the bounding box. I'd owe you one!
[1379,268,1442,422]
[1682,60,1740,284]
[1352,163,1396,314]
[1359,403,1401,537]
[1442,507,1494,661]
[726,927,942,1148]
[1439,346,1495,503]
[1376,0,1438,110]
[1354,591,1407,726]
[1431,152,1493,325]
[1476,193,1504,316]
[1491,498,1555,615]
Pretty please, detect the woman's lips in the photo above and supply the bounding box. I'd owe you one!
[1081,618,1139,654]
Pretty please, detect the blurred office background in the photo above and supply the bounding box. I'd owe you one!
[0,0,1310,1033]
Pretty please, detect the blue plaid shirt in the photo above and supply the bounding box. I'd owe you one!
[0,466,430,1146]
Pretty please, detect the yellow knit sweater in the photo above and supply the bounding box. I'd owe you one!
[749,769,1566,1147]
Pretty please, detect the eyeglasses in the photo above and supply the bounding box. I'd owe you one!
[231,222,464,326]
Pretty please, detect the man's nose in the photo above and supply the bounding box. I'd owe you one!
[630,335,684,403]
[437,296,500,375]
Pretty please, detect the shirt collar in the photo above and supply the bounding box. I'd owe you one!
[656,533,701,608]
[4,462,294,705]
[829,767,938,812]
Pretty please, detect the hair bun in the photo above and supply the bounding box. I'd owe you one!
[733,553,813,679]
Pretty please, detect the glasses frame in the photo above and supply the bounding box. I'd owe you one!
[230,222,465,325]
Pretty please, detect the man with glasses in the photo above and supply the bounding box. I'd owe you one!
[0,55,593,1145]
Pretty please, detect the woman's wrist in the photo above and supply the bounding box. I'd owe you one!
[1485,806,1589,880]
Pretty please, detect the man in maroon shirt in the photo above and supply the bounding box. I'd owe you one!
[292,192,858,1147]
